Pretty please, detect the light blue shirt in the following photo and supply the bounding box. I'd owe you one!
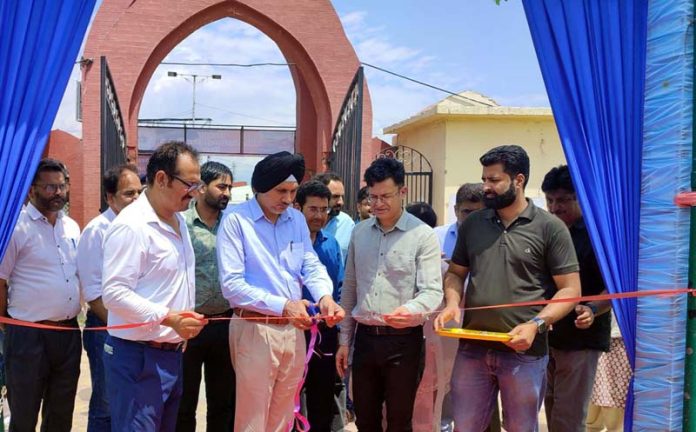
[216,197,333,316]
[325,211,355,260]
[434,222,458,259]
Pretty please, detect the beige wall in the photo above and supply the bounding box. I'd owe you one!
[393,120,447,222]
[393,115,565,225]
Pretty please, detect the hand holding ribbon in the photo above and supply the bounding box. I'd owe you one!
[161,311,207,340]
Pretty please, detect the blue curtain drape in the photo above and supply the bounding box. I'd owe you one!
[522,1,648,430]
[0,0,96,261]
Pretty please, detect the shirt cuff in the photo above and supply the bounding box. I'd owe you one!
[267,296,289,317]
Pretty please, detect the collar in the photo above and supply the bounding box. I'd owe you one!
[103,207,117,222]
[448,222,458,235]
[26,202,63,222]
[314,229,327,245]
[249,197,293,223]
[484,198,537,222]
[189,199,221,227]
[369,210,410,233]
[138,193,163,224]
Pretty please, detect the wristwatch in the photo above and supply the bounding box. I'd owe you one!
[529,316,547,334]
[586,303,598,315]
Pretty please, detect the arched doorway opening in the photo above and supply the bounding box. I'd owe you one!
[76,0,374,225]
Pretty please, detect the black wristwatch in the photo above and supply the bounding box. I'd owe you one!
[586,303,598,315]
[529,316,547,334]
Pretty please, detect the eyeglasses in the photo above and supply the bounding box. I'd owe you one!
[171,175,205,194]
[367,189,400,204]
[34,183,69,194]
[305,206,330,215]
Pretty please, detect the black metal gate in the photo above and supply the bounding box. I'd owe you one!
[100,56,127,211]
[328,67,363,219]
[377,145,433,206]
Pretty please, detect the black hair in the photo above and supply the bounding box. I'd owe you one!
[146,141,199,186]
[357,186,369,202]
[541,165,574,194]
[406,202,438,228]
[33,158,69,184]
[103,164,139,195]
[201,161,233,185]
[313,172,343,186]
[455,183,484,205]
[363,157,405,187]
[296,180,331,207]
[479,145,530,188]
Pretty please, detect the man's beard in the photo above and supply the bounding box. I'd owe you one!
[328,207,340,218]
[205,194,229,210]
[483,183,516,210]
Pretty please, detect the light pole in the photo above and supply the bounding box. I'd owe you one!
[167,71,222,125]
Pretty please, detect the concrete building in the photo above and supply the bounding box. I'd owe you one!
[383,91,565,225]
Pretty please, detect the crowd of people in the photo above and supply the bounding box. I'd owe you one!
[0,142,631,432]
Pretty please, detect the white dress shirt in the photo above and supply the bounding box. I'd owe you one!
[101,194,195,343]
[77,207,116,303]
[0,203,81,321]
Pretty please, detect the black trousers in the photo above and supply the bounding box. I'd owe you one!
[176,319,236,432]
[4,322,81,432]
[302,324,344,432]
[352,325,424,432]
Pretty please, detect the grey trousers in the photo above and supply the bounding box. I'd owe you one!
[544,348,601,432]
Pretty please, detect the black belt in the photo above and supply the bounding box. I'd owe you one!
[136,340,185,352]
[357,324,422,336]
[35,317,79,328]
[202,309,233,319]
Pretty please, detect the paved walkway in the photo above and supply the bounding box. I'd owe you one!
[71,350,548,431]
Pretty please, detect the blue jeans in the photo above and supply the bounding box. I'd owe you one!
[104,336,183,432]
[83,311,110,432]
[450,342,548,432]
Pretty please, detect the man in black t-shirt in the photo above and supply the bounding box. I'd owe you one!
[541,165,612,432]
[434,145,581,432]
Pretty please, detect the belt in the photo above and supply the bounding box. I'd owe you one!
[36,317,79,328]
[136,340,185,352]
[357,324,422,336]
[233,308,289,325]
[203,309,233,319]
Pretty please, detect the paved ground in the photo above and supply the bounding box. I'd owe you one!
[71,347,549,431]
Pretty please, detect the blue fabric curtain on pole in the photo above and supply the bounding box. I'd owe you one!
[521,1,648,430]
[0,0,96,261]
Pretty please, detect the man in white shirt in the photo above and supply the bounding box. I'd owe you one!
[434,183,485,260]
[77,164,141,431]
[314,172,356,260]
[0,158,82,432]
[101,142,207,432]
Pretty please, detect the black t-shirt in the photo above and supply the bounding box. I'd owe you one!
[451,201,579,357]
[547,219,611,352]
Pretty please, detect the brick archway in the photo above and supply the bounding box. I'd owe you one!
[76,0,373,226]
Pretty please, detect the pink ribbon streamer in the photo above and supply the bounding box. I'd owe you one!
[289,306,321,432]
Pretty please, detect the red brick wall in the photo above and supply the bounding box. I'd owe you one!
[78,0,373,225]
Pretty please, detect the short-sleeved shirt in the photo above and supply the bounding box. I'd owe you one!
[183,201,229,315]
[451,200,579,356]
[548,218,611,352]
[0,203,81,322]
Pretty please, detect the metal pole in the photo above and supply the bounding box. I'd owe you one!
[191,75,197,126]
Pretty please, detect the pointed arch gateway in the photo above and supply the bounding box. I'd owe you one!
[76,0,374,226]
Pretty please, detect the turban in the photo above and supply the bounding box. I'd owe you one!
[251,151,305,193]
